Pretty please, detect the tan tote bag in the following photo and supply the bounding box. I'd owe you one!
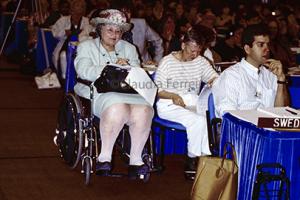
[191,143,238,200]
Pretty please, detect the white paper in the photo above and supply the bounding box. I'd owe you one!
[228,107,300,128]
[228,110,272,126]
[257,107,300,118]
[125,67,157,106]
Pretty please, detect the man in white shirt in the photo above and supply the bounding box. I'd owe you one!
[212,24,289,117]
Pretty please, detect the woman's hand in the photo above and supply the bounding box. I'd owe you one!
[171,94,186,107]
[116,58,129,66]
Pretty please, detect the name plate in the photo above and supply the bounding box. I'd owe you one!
[258,117,300,130]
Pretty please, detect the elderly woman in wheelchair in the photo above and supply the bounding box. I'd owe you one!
[70,9,154,179]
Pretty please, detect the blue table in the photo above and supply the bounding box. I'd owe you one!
[220,113,300,200]
[35,28,58,73]
[289,75,300,109]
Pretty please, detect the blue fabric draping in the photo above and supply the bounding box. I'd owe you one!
[220,113,300,200]
[35,28,58,73]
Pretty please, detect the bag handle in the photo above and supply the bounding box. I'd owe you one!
[221,142,238,173]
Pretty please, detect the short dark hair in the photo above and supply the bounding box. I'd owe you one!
[241,24,269,47]
[225,25,243,39]
[182,28,205,47]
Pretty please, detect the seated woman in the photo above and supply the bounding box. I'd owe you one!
[74,9,154,177]
[154,28,219,173]
[51,0,92,79]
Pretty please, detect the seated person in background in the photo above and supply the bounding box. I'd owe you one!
[154,28,219,173]
[41,0,70,28]
[111,0,164,65]
[267,17,298,71]
[194,24,221,64]
[51,0,92,79]
[157,13,181,56]
[212,24,290,118]
[213,25,245,62]
[74,9,154,177]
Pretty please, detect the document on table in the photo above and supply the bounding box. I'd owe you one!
[257,106,300,118]
[228,107,300,127]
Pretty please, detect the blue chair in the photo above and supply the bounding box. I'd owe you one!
[152,115,187,170]
[252,163,290,200]
[206,93,222,156]
[65,36,78,93]
[288,76,300,109]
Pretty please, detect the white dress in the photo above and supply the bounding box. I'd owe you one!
[74,38,151,117]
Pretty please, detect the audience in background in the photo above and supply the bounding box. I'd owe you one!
[42,0,70,28]
[51,0,92,79]
[267,17,297,71]
[214,25,244,62]
[157,13,181,55]
[112,0,163,65]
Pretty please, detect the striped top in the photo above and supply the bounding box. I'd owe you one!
[155,52,218,95]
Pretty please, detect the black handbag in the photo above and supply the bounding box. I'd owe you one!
[94,64,137,94]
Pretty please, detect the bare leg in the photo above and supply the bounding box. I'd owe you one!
[98,104,130,162]
[127,105,154,165]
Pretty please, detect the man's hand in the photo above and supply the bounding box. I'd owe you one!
[264,59,285,81]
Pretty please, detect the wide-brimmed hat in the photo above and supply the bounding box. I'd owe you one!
[90,9,131,32]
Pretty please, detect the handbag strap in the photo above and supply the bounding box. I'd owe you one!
[221,142,238,173]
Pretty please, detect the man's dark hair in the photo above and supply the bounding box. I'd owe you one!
[241,24,269,48]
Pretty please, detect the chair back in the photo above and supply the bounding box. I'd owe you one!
[208,93,216,120]
[65,39,78,93]
[206,93,222,156]
[252,163,290,200]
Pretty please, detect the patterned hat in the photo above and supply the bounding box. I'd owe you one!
[90,9,131,32]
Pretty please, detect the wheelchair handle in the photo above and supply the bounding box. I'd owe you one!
[77,78,93,87]
[256,163,286,171]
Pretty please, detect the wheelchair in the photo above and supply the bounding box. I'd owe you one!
[53,41,156,185]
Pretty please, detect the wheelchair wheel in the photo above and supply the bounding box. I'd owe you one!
[82,157,91,185]
[56,93,84,169]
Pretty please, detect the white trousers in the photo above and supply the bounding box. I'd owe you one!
[156,99,211,157]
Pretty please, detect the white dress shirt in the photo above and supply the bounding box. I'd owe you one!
[212,58,278,117]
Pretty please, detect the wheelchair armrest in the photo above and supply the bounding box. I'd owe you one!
[77,78,93,87]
